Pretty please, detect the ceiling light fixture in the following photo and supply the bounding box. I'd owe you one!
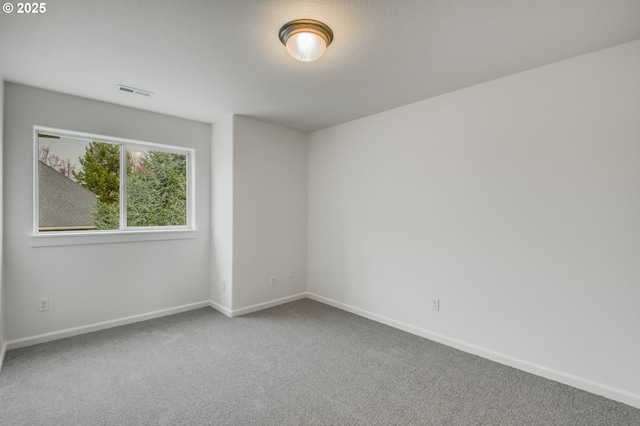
[279,19,333,62]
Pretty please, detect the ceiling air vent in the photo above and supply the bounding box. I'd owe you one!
[117,84,153,97]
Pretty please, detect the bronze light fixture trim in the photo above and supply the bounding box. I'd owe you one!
[278,19,334,62]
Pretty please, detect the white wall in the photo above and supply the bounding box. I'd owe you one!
[232,116,307,311]
[308,40,640,407]
[0,81,5,357]
[3,84,212,342]
[211,115,234,313]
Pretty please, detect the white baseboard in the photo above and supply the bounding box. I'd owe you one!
[209,299,233,318]
[3,294,307,352]
[5,291,638,409]
[0,340,6,374]
[5,300,211,350]
[306,292,640,410]
[230,293,307,317]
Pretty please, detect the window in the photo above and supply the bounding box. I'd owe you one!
[34,127,194,236]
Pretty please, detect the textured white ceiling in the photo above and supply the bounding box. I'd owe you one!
[1,0,640,132]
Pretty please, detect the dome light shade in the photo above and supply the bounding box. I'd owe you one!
[286,32,326,62]
[279,19,333,62]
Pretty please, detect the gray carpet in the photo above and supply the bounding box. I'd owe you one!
[1,299,638,425]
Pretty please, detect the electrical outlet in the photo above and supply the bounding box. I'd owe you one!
[288,268,294,278]
[39,298,49,312]
[221,280,226,291]
[431,298,440,311]
[270,275,276,286]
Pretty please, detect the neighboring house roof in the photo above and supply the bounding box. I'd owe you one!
[39,161,97,230]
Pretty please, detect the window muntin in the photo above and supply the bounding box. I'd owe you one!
[35,128,194,234]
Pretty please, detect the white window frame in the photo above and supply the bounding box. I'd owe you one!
[32,126,197,247]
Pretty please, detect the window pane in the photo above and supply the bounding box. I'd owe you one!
[38,135,99,231]
[39,136,121,231]
[73,141,121,230]
[127,149,188,227]
[36,129,193,235]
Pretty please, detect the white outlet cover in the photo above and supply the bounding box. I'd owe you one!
[431,299,440,311]
[39,298,49,311]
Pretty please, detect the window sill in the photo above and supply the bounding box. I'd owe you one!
[31,229,198,247]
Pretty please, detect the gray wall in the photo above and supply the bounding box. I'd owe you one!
[3,83,211,341]
[0,81,5,356]
[232,116,307,310]
[308,40,640,406]
[210,115,233,312]
[210,115,308,315]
